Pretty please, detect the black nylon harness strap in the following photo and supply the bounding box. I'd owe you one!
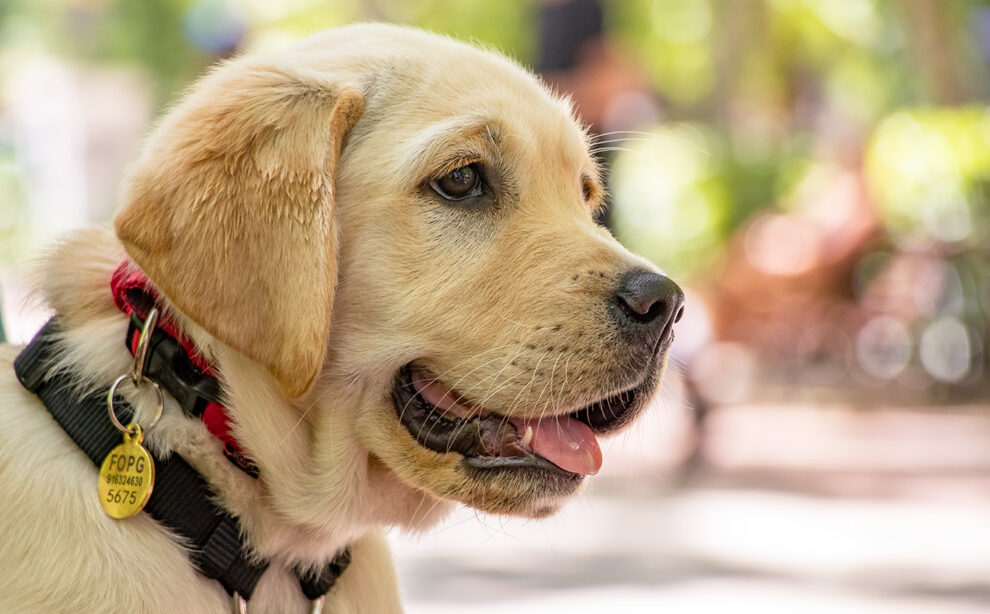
[14,318,269,598]
[13,318,349,602]
[297,548,352,601]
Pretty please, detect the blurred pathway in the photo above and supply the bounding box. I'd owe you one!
[392,402,990,613]
[393,487,990,613]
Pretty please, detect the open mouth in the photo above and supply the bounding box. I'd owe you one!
[392,360,656,478]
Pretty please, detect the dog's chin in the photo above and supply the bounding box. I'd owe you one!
[374,350,666,517]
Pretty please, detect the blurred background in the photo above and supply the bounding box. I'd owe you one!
[2,0,989,612]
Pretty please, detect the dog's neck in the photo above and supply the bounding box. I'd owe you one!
[36,228,449,569]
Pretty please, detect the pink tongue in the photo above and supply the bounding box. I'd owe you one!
[514,415,602,476]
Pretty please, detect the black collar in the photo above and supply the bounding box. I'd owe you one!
[14,318,350,602]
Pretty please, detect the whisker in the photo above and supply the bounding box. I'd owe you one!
[589,132,712,156]
[589,146,633,155]
[590,129,660,139]
[396,336,527,429]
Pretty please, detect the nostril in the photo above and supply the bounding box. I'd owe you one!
[617,293,656,321]
[645,299,666,322]
[617,295,660,323]
[613,270,685,330]
[674,304,685,323]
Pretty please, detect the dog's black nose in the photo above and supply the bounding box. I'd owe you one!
[613,270,684,335]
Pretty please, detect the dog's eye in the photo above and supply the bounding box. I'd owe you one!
[430,164,484,201]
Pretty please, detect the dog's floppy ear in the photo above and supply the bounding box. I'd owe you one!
[115,61,364,398]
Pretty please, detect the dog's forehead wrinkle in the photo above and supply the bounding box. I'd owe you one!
[361,80,563,153]
[403,116,503,168]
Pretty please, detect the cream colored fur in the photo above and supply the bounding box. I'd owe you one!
[0,24,669,612]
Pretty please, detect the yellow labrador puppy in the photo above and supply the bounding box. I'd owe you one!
[0,24,683,613]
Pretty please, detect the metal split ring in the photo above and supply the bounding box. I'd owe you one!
[106,307,164,435]
[106,374,164,435]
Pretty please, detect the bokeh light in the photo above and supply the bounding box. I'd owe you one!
[856,315,912,380]
[919,317,972,383]
[866,108,990,247]
[610,124,728,280]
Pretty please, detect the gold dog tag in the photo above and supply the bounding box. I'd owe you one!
[98,424,155,519]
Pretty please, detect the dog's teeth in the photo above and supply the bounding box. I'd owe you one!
[521,425,533,448]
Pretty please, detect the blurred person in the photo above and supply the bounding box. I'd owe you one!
[537,0,660,229]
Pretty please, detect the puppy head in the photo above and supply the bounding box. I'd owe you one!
[115,25,683,522]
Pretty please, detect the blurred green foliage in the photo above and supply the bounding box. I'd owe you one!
[1,0,206,102]
[867,108,990,246]
[605,0,990,281]
[0,0,536,103]
[0,0,538,104]
[375,0,536,65]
